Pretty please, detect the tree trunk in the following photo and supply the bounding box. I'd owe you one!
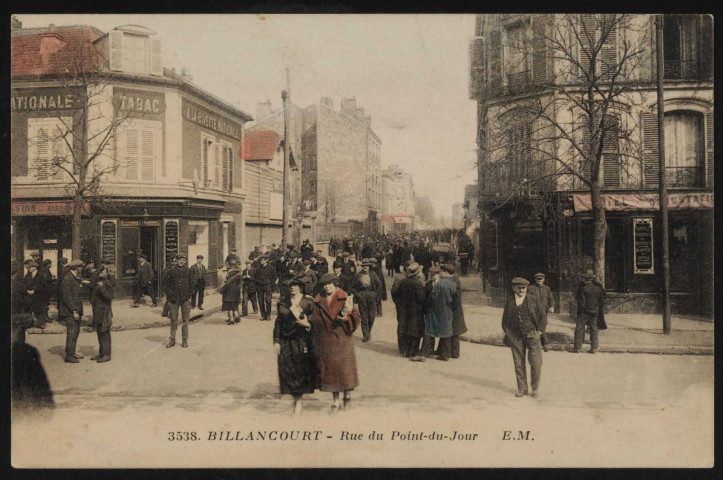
[590,182,607,288]
[72,193,83,261]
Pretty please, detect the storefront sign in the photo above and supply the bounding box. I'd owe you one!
[102,220,117,264]
[113,87,166,116]
[165,220,179,265]
[633,218,654,274]
[183,99,241,140]
[11,201,90,216]
[10,87,81,111]
[573,193,714,212]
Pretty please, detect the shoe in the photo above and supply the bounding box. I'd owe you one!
[64,356,79,363]
[515,392,525,397]
[72,353,84,359]
[589,349,597,354]
[182,340,188,348]
[91,354,101,361]
[198,307,204,311]
[342,398,352,410]
[410,356,426,362]
[240,314,248,317]
[131,304,140,308]
[362,337,369,343]
[166,339,176,348]
[152,303,158,307]
[530,390,539,398]
[436,357,449,362]
[97,356,111,363]
[542,345,549,352]
[571,348,581,353]
[329,405,340,415]
[234,317,240,323]
[226,320,234,325]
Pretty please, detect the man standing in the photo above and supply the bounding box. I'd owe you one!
[164,253,193,348]
[351,259,381,342]
[300,260,318,296]
[254,255,277,321]
[190,255,207,310]
[249,246,262,261]
[24,259,49,329]
[573,270,606,354]
[240,260,258,317]
[441,263,467,359]
[60,260,85,363]
[225,248,241,267]
[529,272,554,352]
[392,262,426,358]
[90,262,115,363]
[133,254,157,308]
[501,277,546,397]
[411,265,456,362]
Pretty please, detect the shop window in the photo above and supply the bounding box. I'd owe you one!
[664,111,704,187]
[28,117,72,182]
[187,221,209,264]
[117,118,160,182]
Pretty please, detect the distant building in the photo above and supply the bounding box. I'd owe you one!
[381,165,415,233]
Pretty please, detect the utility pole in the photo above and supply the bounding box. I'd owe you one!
[656,15,671,334]
[281,68,290,250]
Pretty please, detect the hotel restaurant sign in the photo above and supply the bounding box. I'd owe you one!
[572,193,714,212]
[183,99,241,141]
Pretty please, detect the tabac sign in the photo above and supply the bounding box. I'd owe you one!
[182,99,241,140]
[113,87,165,119]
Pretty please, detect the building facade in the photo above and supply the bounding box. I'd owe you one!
[470,14,713,316]
[381,165,415,233]
[11,22,252,297]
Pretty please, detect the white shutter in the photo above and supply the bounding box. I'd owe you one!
[150,38,163,76]
[202,138,210,188]
[34,123,51,181]
[140,129,155,181]
[214,142,221,188]
[125,128,139,180]
[109,30,124,71]
[227,145,233,191]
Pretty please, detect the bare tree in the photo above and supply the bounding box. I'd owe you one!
[479,14,653,284]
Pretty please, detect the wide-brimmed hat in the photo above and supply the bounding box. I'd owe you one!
[289,277,306,288]
[403,260,413,268]
[406,262,422,277]
[511,277,530,286]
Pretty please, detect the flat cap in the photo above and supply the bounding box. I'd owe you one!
[24,259,37,266]
[342,252,350,257]
[441,263,456,274]
[319,273,339,286]
[69,259,84,268]
[138,253,148,260]
[511,277,530,286]
[429,265,441,274]
[302,260,312,266]
[29,250,40,256]
[196,254,204,259]
[534,272,546,279]
[583,269,595,280]
[176,253,187,260]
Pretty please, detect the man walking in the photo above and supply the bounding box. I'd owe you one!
[132,254,157,308]
[392,262,426,358]
[573,270,606,354]
[24,259,49,329]
[190,255,207,310]
[254,255,277,320]
[412,265,455,362]
[501,277,546,397]
[441,263,467,359]
[60,260,85,363]
[165,253,193,348]
[529,272,554,352]
[351,259,382,342]
[240,260,258,317]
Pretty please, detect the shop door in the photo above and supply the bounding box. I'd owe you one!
[670,217,700,312]
[605,219,624,292]
[140,226,160,292]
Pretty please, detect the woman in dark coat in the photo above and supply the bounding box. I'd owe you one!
[221,267,242,325]
[273,279,317,415]
[90,267,115,362]
[311,273,361,414]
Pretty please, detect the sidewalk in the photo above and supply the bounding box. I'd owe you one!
[458,275,714,355]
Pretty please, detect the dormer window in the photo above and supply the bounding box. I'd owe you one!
[108,26,162,77]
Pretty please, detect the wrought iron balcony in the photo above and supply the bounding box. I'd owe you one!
[664,59,700,80]
[666,166,704,188]
[506,70,531,93]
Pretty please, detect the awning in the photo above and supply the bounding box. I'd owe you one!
[393,215,411,224]
[572,193,714,212]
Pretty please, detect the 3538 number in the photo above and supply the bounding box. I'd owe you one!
[168,431,199,441]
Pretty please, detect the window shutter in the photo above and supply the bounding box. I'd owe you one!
[579,14,598,77]
[602,114,620,188]
[202,138,210,188]
[228,222,236,259]
[600,15,618,82]
[140,129,155,181]
[641,112,659,187]
[700,15,713,80]
[109,30,124,71]
[125,128,139,180]
[34,123,51,181]
[706,111,714,188]
[489,30,502,90]
[532,15,548,84]
[208,220,218,271]
[228,146,234,191]
[150,38,163,76]
[214,142,221,188]
[222,145,230,191]
[469,36,486,98]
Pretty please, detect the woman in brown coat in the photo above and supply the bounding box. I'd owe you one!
[311,273,361,414]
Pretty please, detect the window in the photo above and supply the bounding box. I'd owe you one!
[28,117,72,182]
[123,34,149,75]
[505,22,531,88]
[117,118,160,182]
[506,123,532,181]
[220,140,233,191]
[187,221,209,264]
[664,15,698,79]
[202,135,234,191]
[109,30,163,77]
[664,111,704,187]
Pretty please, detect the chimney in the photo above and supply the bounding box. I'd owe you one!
[320,96,334,109]
[256,100,272,121]
[181,67,193,81]
[355,107,365,122]
[341,96,357,114]
[11,15,22,30]
[365,115,372,128]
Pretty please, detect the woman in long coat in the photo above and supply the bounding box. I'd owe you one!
[273,278,317,415]
[90,267,115,362]
[311,273,361,413]
[221,266,242,325]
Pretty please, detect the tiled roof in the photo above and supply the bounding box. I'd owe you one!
[12,25,104,76]
[242,130,281,161]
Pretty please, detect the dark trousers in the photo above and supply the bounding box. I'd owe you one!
[96,325,111,357]
[398,332,421,357]
[420,335,451,359]
[190,281,205,308]
[460,259,469,275]
[574,312,599,350]
[356,291,377,340]
[133,282,157,305]
[450,335,461,358]
[257,285,273,319]
[64,315,81,357]
[242,288,258,315]
[507,328,543,394]
[168,299,191,341]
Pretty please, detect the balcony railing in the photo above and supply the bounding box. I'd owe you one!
[664,59,700,80]
[666,166,704,188]
[506,70,531,93]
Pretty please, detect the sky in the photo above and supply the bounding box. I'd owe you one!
[17,14,478,218]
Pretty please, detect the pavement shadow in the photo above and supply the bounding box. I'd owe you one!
[144,335,168,344]
[545,331,574,345]
[221,386,246,398]
[429,370,518,396]
[354,338,401,358]
[47,346,66,358]
[249,383,282,401]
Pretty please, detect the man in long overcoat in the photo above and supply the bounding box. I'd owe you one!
[90,264,115,362]
[164,253,193,348]
[411,265,456,361]
[392,262,426,358]
[133,254,157,307]
[573,270,607,353]
[60,260,85,363]
[441,263,467,359]
[351,259,382,342]
[502,277,546,397]
[529,272,554,352]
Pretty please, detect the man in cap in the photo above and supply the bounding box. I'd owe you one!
[90,260,115,363]
[240,260,258,317]
[441,263,467,359]
[61,260,85,363]
[24,259,49,329]
[132,253,157,308]
[29,249,41,265]
[573,270,606,354]
[412,265,456,361]
[501,277,546,397]
[300,260,318,296]
[190,254,207,310]
[254,255,277,320]
[351,259,382,342]
[313,250,329,277]
[392,262,426,357]
[300,238,314,262]
[164,253,194,348]
[225,248,241,267]
[369,257,387,316]
[529,272,554,352]
[160,255,178,318]
[249,246,262,261]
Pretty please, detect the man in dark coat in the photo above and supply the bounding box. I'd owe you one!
[370,257,386,316]
[351,259,382,342]
[241,260,258,316]
[60,260,85,363]
[254,255,277,320]
[248,246,262,261]
[501,277,546,397]
[573,269,607,354]
[90,264,115,362]
[300,239,314,261]
[313,251,329,276]
[299,260,318,296]
[412,266,456,362]
[333,264,353,296]
[225,248,241,267]
[132,254,157,307]
[392,262,426,358]
[24,259,50,329]
[189,254,207,310]
[529,272,555,352]
[442,263,467,359]
[164,253,193,348]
